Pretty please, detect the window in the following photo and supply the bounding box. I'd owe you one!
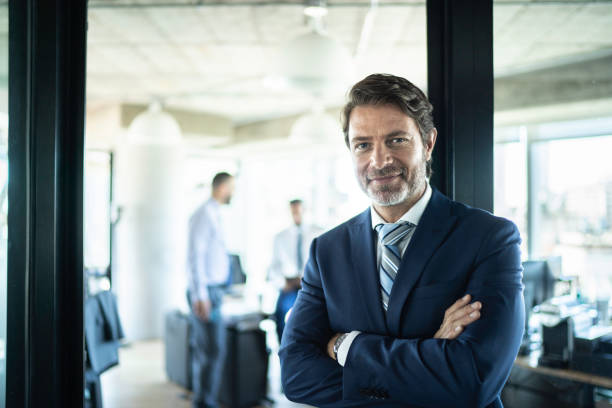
[84,150,112,293]
[530,134,612,299]
[494,1,612,300]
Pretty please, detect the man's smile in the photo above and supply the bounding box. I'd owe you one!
[368,174,401,184]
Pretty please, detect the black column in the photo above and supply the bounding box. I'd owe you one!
[427,0,494,212]
[7,1,87,407]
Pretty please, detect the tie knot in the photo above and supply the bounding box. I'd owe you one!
[376,222,415,246]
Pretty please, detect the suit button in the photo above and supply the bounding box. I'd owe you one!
[371,389,388,399]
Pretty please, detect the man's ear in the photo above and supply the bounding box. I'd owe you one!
[425,128,437,160]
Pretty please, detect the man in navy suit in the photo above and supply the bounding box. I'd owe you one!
[279,74,524,407]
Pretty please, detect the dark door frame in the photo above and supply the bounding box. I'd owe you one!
[7,0,87,407]
[427,0,494,212]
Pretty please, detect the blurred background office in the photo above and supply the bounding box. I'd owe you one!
[65,0,612,407]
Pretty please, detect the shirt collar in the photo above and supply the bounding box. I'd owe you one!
[206,197,222,214]
[206,197,219,207]
[370,183,432,230]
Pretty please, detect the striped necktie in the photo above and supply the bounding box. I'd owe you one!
[376,222,416,311]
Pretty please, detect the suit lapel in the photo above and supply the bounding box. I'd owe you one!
[386,189,458,335]
[348,208,388,334]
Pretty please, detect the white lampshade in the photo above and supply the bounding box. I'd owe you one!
[289,108,342,144]
[127,102,182,145]
[278,30,354,95]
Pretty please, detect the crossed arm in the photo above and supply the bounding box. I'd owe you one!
[325,294,482,361]
[279,220,524,408]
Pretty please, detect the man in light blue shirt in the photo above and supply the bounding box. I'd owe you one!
[187,172,235,408]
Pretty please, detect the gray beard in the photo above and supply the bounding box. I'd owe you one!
[369,185,411,207]
[363,161,427,207]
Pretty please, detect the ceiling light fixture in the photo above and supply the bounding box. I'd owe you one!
[277,31,353,96]
[289,104,342,145]
[127,101,182,146]
[303,0,328,18]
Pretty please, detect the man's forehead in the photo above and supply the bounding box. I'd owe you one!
[349,106,419,133]
[351,104,415,123]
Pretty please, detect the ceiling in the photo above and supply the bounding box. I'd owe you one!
[86,0,612,124]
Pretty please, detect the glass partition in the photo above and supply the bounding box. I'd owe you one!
[86,1,428,405]
[494,1,612,299]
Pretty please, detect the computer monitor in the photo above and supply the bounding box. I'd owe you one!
[519,258,562,355]
[523,260,555,310]
[545,255,562,281]
[228,254,247,285]
[521,259,556,338]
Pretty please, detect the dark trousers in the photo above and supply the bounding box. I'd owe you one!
[274,288,299,344]
[189,286,226,408]
[85,368,102,408]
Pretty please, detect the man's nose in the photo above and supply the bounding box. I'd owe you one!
[370,144,392,168]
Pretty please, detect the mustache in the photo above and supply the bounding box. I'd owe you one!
[366,166,407,180]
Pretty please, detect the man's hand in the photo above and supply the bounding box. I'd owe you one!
[434,294,481,339]
[193,299,212,322]
[283,277,302,292]
[327,333,342,360]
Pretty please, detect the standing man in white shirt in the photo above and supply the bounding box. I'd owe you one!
[187,172,235,408]
[268,199,323,343]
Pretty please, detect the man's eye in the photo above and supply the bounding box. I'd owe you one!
[390,137,407,144]
[354,143,369,150]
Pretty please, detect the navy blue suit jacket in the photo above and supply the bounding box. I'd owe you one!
[279,188,524,408]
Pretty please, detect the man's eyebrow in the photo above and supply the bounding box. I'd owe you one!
[350,136,371,143]
[385,130,408,138]
[350,130,409,144]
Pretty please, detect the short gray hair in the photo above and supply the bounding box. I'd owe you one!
[341,74,435,177]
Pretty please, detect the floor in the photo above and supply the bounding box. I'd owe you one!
[93,337,612,408]
[100,339,311,408]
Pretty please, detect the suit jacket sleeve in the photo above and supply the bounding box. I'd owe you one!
[278,237,346,406]
[342,218,524,407]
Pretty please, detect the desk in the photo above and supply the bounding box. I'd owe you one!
[502,351,612,408]
[514,350,612,389]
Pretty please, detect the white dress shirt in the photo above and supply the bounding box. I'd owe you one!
[187,198,230,303]
[371,183,432,270]
[337,183,433,366]
[268,223,323,289]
